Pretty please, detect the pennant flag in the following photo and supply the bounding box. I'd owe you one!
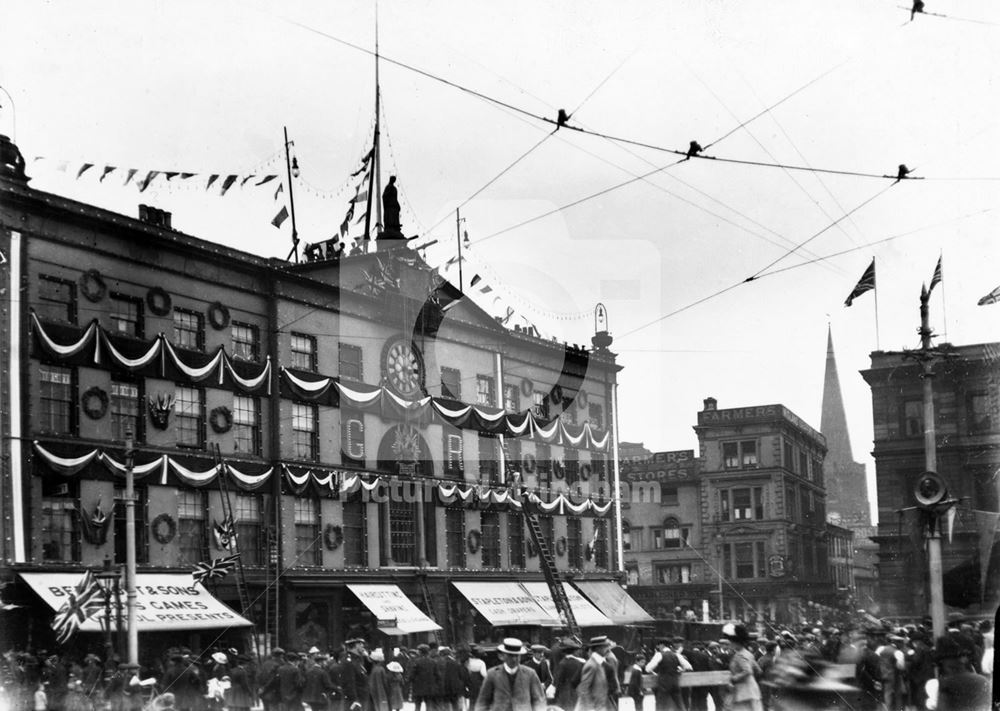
[978,284,1000,306]
[76,163,94,179]
[163,172,180,181]
[138,171,160,193]
[206,175,220,191]
[240,175,256,187]
[180,172,196,180]
[51,570,104,645]
[213,515,238,551]
[271,206,290,229]
[928,256,942,295]
[479,284,493,294]
[123,169,138,186]
[219,175,238,195]
[99,166,116,182]
[256,175,277,186]
[352,188,369,203]
[351,148,374,177]
[274,183,284,201]
[192,554,240,584]
[470,274,482,288]
[845,259,876,307]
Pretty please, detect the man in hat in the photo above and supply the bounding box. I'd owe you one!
[406,642,440,711]
[553,638,586,711]
[645,637,686,711]
[474,638,545,711]
[522,645,552,689]
[576,635,616,711]
[930,634,990,711]
[855,627,885,711]
[258,648,285,711]
[437,646,468,711]
[269,651,304,711]
[302,648,336,711]
[340,639,369,711]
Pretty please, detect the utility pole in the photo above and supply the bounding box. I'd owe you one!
[125,431,138,668]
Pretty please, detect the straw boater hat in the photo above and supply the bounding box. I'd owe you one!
[588,635,611,649]
[498,638,527,655]
[211,652,228,665]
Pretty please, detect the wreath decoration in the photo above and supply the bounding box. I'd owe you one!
[549,385,564,406]
[576,389,589,410]
[467,529,481,554]
[81,386,109,420]
[555,536,567,557]
[79,269,107,302]
[151,513,177,545]
[146,286,172,316]
[207,302,231,331]
[553,460,566,480]
[520,378,534,398]
[580,463,592,481]
[324,524,343,551]
[209,406,233,434]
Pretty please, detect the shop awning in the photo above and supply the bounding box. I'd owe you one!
[346,584,441,635]
[451,581,556,627]
[19,572,252,632]
[519,581,614,627]
[572,580,655,625]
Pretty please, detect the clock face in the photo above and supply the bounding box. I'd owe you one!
[384,339,424,397]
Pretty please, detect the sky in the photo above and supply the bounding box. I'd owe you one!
[3,0,999,522]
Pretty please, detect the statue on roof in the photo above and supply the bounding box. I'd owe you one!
[382,175,402,238]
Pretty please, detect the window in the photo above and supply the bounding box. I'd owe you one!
[801,489,812,524]
[234,494,262,566]
[786,484,798,521]
[446,508,466,568]
[38,275,76,323]
[532,391,550,419]
[656,564,691,584]
[503,384,520,413]
[657,519,689,549]
[343,497,367,567]
[622,520,632,551]
[41,480,79,562]
[232,395,261,455]
[726,541,767,580]
[441,367,461,400]
[735,542,755,579]
[294,498,321,566]
[341,410,366,467]
[567,517,583,568]
[593,519,609,569]
[290,333,318,372]
[339,344,363,382]
[903,399,923,437]
[587,403,604,429]
[110,294,143,337]
[626,565,640,586]
[173,309,204,351]
[535,443,552,489]
[720,487,764,521]
[388,500,416,565]
[110,380,141,442]
[231,322,259,361]
[724,440,757,469]
[813,458,824,487]
[564,447,580,485]
[291,403,318,461]
[505,438,522,478]
[787,536,799,577]
[799,452,810,480]
[443,431,464,477]
[479,437,500,486]
[481,512,501,568]
[175,386,205,448]
[784,441,794,471]
[968,392,992,433]
[803,538,815,577]
[177,490,207,565]
[476,375,495,407]
[733,489,752,520]
[38,365,75,434]
[508,513,525,569]
[114,485,148,565]
[660,485,679,506]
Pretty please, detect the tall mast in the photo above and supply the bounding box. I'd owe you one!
[363,3,382,252]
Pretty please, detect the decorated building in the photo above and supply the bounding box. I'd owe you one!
[0,136,649,654]
[862,342,1000,620]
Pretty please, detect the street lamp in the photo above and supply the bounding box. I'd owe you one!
[93,556,121,661]
[124,431,138,670]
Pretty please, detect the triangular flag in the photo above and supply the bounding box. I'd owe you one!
[352,188,369,203]
[138,170,160,193]
[163,172,180,181]
[271,206,290,228]
[123,168,138,186]
[99,166,117,182]
[206,174,220,190]
[76,163,94,179]
[274,183,284,201]
[180,172,196,180]
[240,175,256,187]
[470,274,482,288]
[256,175,277,186]
[219,175,238,195]
[480,285,493,294]
[928,255,942,295]
[978,284,1000,306]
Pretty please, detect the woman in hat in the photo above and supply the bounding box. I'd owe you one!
[385,660,405,711]
[722,624,763,711]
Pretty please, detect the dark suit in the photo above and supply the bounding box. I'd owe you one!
[650,650,684,711]
[406,654,441,710]
[474,664,545,711]
[522,657,552,688]
[553,655,585,711]
[439,655,469,711]
[339,653,369,711]
[302,662,335,711]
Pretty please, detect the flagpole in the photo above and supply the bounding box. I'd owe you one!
[283,127,300,263]
[873,258,881,351]
[456,208,464,292]
[363,3,381,253]
[939,251,948,342]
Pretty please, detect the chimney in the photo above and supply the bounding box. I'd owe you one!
[703,397,717,411]
[138,204,172,229]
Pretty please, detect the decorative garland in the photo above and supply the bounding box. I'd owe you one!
[151,513,177,545]
[549,385,564,406]
[576,390,589,410]
[324,524,343,551]
[520,378,534,398]
[555,536,567,557]
[467,529,481,554]
[209,406,233,434]
[79,269,107,302]
[208,302,231,331]
[81,386,109,420]
[146,286,172,316]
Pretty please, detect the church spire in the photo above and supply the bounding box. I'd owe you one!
[821,325,854,465]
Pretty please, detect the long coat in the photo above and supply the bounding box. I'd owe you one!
[553,655,585,711]
[574,655,614,711]
[368,662,390,711]
[473,665,545,711]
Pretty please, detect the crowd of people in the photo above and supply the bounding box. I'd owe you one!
[0,617,993,711]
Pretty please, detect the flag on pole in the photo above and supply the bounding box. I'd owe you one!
[978,284,1000,306]
[271,206,290,229]
[192,554,240,584]
[928,256,943,295]
[51,570,104,644]
[844,259,876,307]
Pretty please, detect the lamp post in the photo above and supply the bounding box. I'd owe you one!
[94,556,120,661]
[124,431,138,669]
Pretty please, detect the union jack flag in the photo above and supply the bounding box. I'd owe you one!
[52,570,105,644]
[192,554,240,584]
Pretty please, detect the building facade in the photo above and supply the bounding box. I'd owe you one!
[0,139,631,653]
[622,398,840,626]
[862,341,1000,619]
